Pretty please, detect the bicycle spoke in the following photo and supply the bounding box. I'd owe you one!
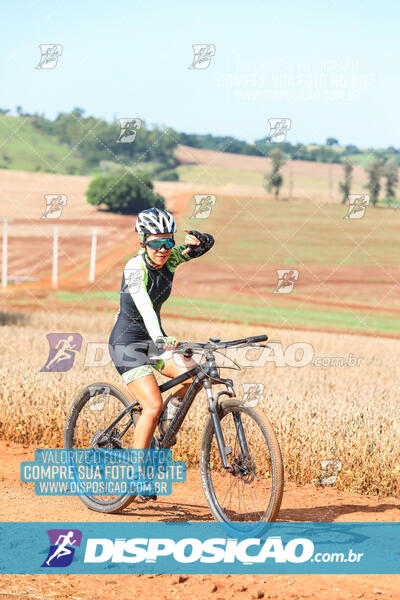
[69,388,136,505]
[234,419,264,520]
[206,407,276,522]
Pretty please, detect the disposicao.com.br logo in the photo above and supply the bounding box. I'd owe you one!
[83,536,326,565]
[37,530,365,571]
[1,522,378,574]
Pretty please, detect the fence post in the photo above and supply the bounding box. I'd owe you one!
[89,228,97,283]
[52,225,58,288]
[2,218,8,290]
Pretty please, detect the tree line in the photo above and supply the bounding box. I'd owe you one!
[2,106,400,168]
[265,149,399,205]
[0,107,178,173]
[159,130,400,166]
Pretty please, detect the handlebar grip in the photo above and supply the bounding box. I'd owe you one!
[247,334,268,343]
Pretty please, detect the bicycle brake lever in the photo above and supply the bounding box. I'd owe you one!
[170,346,194,358]
[247,343,270,349]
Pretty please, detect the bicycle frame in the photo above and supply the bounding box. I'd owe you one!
[95,352,243,469]
[159,358,235,457]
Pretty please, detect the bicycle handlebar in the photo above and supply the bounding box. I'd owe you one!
[222,334,268,346]
[149,334,268,362]
[174,333,269,357]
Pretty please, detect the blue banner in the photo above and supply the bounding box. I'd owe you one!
[1,522,400,574]
[20,449,186,496]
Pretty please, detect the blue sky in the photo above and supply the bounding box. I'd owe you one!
[1,0,398,148]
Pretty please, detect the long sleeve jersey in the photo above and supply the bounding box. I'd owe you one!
[109,233,214,345]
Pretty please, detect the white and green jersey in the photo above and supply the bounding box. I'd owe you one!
[109,233,214,345]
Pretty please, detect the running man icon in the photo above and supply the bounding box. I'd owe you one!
[41,529,82,568]
[273,269,299,294]
[46,532,76,566]
[41,333,82,372]
[41,194,67,219]
[46,335,76,369]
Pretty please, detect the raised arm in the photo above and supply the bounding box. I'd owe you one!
[166,230,214,272]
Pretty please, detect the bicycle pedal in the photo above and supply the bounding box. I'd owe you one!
[225,445,232,455]
[138,494,157,502]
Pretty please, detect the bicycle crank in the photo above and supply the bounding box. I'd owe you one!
[90,428,123,449]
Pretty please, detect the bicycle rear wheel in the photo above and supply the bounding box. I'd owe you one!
[63,382,140,513]
[200,399,283,529]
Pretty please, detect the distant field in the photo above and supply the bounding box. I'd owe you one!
[38,290,400,335]
[177,163,368,204]
[24,191,396,337]
[175,144,370,203]
[5,190,399,337]
[2,152,400,337]
[177,164,265,187]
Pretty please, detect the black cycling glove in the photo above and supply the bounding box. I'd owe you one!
[185,230,214,258]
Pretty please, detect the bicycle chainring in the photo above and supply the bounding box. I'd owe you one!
[90,428,123,449]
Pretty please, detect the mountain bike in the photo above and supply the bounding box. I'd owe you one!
[63,334,284,527]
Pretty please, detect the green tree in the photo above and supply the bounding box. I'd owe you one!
[365,157,384,206]
[326,137,339,146]
[383,157,398,204]
[338,160,353,204]
[86,171,165,214]
[265,149,285,198]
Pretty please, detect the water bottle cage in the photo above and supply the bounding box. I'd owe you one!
[158,396,182,432]
[165,396,182,419]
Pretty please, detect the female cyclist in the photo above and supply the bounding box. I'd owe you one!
[108,207,214,452]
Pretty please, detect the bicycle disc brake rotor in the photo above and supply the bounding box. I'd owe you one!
[231,454,256,483]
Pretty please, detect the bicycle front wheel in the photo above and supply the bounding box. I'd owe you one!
[200,399,284,527]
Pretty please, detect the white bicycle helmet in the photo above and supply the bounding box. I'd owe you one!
[135,207,177,238]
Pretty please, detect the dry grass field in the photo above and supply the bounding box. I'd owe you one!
[1,310,399,497]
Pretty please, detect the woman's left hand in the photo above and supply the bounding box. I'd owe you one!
[182,229,201,255]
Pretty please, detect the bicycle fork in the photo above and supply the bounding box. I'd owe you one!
[204,379,249,471]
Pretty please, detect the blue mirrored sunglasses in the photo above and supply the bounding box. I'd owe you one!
[145,238,175,250]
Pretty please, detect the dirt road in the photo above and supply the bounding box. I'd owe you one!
[1,441,400,599]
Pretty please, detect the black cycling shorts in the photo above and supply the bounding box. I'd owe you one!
[108,341,172,383]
